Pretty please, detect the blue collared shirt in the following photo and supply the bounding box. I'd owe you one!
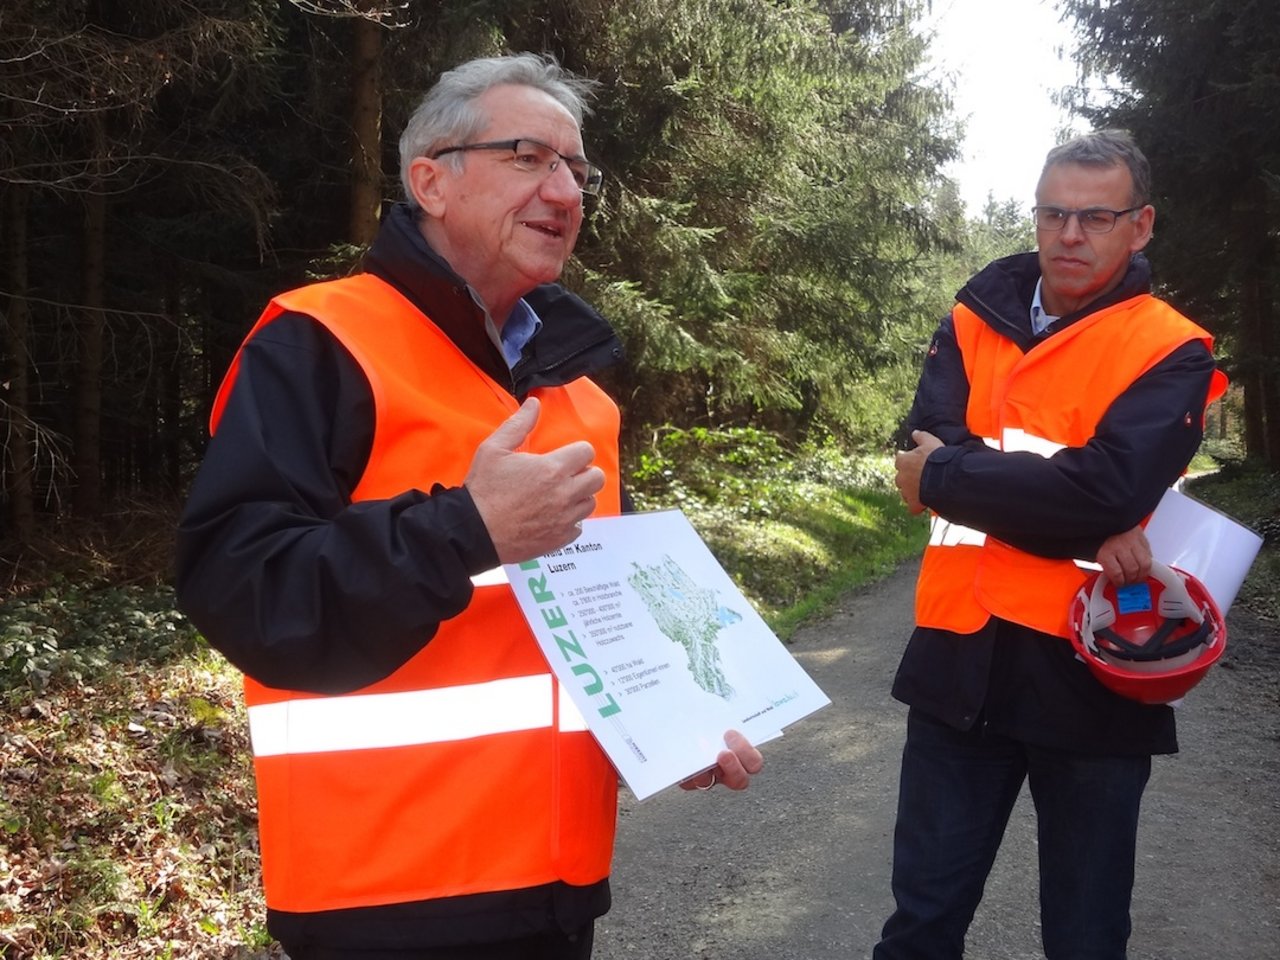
[499,298,543,368]
[1030,278,1059,336]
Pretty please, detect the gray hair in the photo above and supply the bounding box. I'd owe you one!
[398,53,598,207]
[1041,129,1152,207]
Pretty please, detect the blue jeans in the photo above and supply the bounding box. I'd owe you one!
[873,709,1152,960]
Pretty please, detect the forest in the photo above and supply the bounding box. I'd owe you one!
[1,2,1278,956]
[1,0,1274,584]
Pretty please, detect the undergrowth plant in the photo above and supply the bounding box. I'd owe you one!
[630,427,925,635]
[1,586,196,691]
[0,607,272,959]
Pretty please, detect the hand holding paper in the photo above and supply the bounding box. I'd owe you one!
[680,730,765,792]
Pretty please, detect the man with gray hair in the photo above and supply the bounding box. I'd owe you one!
[880,129,1226,958]
[176,53,762,959]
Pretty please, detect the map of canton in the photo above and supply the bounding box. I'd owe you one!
[628,555,742,699]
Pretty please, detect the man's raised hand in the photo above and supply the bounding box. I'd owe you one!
[465,398,606,563]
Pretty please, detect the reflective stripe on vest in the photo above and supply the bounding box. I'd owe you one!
[247,673,591,757]
[915,294,1226,639]
[929,514,986,548]
[213,273,620,913]
[926,434,1100,569]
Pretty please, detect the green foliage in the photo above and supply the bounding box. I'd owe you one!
[537,0,964,447]
[631,425,793,516]
[629,426,927,633]
[919,195,1037,316]
[0,586,202,692]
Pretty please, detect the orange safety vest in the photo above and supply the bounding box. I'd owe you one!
[915,293,1227,640]
[210,273,621,914]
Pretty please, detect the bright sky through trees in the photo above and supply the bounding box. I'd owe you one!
[920,0,1081,214]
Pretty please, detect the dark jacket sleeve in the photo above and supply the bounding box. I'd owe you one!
[901,315,987,449]
[174,314,499,694]
[911,321,1216,558]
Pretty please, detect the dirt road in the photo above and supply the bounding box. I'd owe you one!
[594,559,1280,959]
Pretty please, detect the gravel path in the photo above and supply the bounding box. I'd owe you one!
[594,559,1280,959]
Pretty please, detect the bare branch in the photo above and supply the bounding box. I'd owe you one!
[0,393,73,512]
[0,16,271,124]
[286,0,411,28]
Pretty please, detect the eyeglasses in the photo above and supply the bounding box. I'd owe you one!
[1032,205,1144,234]
[430,138,604,196]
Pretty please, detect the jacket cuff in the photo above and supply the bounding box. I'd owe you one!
[429,483,501,574]
[918,444,965,511]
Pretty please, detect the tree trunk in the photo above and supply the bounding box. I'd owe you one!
[1234,174,1279,470]
[1238,267,1267,462]
[349,16,383,247]
[160,259,182,494]
[73,184,106,518]
[1254,208,1279,470]
[2,185,36,541]
[1258,269,1280,471]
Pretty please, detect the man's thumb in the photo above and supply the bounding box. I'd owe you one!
[487,397,540,452]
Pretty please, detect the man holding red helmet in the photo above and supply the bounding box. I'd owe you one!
[882,130,1228,960]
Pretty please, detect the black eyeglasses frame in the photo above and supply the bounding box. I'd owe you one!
[429,138,603,196]
[1032,204,1145,234]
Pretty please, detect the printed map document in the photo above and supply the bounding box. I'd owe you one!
[504,509,830,800]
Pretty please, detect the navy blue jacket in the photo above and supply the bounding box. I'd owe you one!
[892,252,1217,755]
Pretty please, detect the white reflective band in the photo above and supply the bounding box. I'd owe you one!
[982,435,1000,450]
[248,674,553,757]
[929,514,987,547]
[928,516,1097,568]
[558,685,589,732]
[471,566,510,587]
[1000,428,1066,459]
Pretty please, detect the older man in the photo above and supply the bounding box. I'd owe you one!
[176,54,761,960]
[879,130,1227,959]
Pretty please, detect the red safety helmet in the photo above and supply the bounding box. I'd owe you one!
[1069,561,1226,705]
